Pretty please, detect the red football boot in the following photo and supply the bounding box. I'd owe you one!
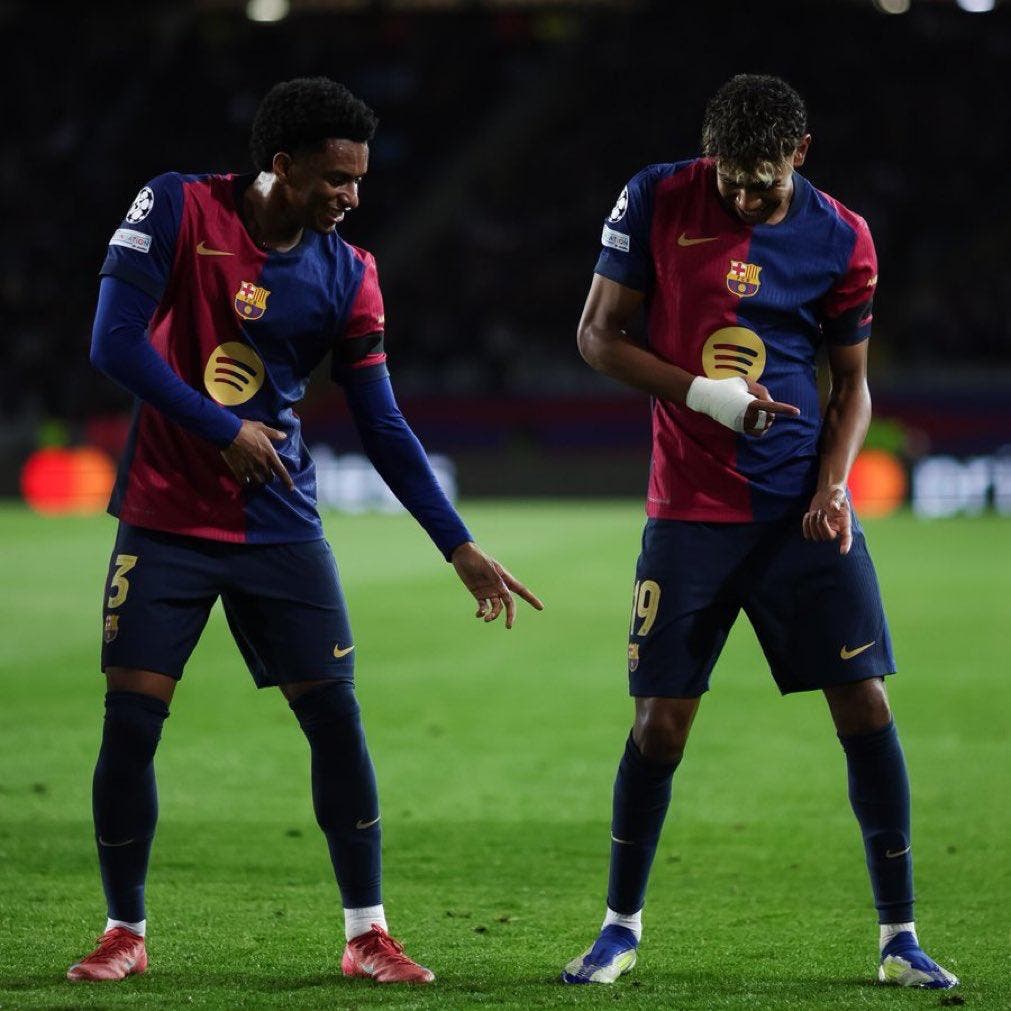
[67,926,148,982]
[341,923,435,983]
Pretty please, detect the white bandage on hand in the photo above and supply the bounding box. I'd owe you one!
[685,376,756,432]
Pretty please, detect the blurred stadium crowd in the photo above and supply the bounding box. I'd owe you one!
[3,0,1009,436]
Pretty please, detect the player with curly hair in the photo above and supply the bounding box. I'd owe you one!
[68,76,542,986]
[560,74,957,991]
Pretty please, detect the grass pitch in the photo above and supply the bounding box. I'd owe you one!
[0,501,1007,1009]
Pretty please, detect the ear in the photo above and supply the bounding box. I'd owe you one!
[271,151,293,184]
[792,134,812,168]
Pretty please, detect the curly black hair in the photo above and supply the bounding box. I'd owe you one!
[249,77,378,172]
[701,74,807,173]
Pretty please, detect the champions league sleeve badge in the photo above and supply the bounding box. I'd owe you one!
[125,187,155,224]
[608,186,629,223]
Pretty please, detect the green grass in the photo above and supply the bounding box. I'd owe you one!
[0,502,1008,1009]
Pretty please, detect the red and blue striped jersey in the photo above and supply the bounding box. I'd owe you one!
[100,172,386,543]
[596,157,877,522]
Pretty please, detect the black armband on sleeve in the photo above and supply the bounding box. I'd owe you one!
[340,331,385,364]
[822,297,874,346]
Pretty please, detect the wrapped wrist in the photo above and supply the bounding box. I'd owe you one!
[685,376,755,432]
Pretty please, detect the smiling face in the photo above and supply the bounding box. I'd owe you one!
[715,136,810,226]
[273,138,369,234]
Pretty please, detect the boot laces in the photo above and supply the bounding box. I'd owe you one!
[84,927,141,964]
[354,924,412,965]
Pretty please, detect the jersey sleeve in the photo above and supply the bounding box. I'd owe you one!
[99,173,183,302]
[332,249,389,385]
[593,166,659,292]
[821,214,878,345]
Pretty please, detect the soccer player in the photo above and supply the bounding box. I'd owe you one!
[67,77,542,985]
[560,75,957,990]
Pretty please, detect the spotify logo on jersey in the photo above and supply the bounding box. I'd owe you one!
[204,342,265,406]
[701,327,766,382]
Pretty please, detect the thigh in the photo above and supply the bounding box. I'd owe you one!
[627,520,756,699]
[100,523,220,680]
[221,539,355,689]
[106,667,178,704]
[744,520,897,695]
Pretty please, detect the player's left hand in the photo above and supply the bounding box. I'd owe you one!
[450,542,544,629]
[803,486,852,554]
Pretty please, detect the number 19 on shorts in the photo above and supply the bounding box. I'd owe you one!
[630,579,661,636]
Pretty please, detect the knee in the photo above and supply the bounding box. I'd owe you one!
[103,691,169,755]
[288,680,360,731]
[827,678,892,737]
[633,711,688,765]
[632,696,698,765]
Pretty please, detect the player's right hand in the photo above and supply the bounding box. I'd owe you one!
[221,420,295,491]
[450,542,544,630]
[742,380,800,437]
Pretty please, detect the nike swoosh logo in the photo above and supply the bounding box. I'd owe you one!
[98,836,136,847]
[356,815,381,830]
[196,241,234,256]
[840,641,875,660]
[333,644,355,658]
[611,834,633,845]
[678,232,719,247]
[885,846,911,859]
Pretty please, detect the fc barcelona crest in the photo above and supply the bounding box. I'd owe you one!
[234,281,270,320]
[726,260,762,298]
[628,642,640,673]
[104,614,119,644]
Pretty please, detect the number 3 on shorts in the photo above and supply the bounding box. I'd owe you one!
[630,579,661,636]
[107,554,138,609]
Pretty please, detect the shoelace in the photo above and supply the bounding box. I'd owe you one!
[353,925,413,965]
[83,929,140,964]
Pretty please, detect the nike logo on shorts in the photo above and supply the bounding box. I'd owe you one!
[840,641,875,660]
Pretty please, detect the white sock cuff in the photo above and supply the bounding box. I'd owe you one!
[106,917,146,937]
[603,906,642,941]
[880,921,916,950]
[344,904,387,941]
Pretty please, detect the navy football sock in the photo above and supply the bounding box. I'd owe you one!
[92,690,168,923]
[289,681,382,909]
[607,734,680,915]
[839,721,914,923]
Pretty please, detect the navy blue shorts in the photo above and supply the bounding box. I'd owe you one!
[100,523,355,688]
[627,517,896,697]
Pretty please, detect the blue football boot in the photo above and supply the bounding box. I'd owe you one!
[561,924,638,984]
[878,931,959,989]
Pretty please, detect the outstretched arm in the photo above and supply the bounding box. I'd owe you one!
[802,340,872,554]
[344,374,543,627]
[578,274,799,434]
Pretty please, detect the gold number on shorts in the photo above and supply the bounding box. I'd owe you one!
[107,554,138,609]
[630,578,661,637]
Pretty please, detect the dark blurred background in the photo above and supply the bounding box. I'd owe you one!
[4,0,1010,510]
